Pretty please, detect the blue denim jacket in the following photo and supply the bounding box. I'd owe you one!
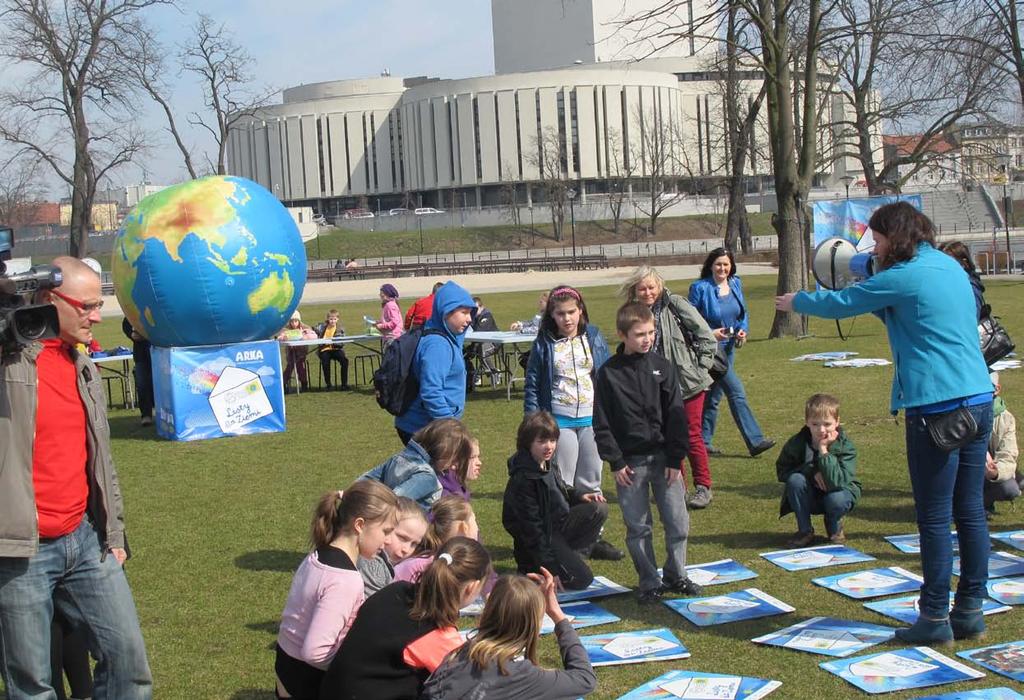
[688,276,750,335]
[360,439,441,511]
[793,243,992,412]
[523,325,611,414]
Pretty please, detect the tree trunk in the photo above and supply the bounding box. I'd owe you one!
[69,145,95,258]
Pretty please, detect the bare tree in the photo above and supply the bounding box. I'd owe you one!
[180,13,276,176]
[528,127,569,241]
[978,0,1024,107]
[498,171,523,230]
[826,0,1005,194]
[0,0,168,256]
[603,127,634,235]
[0,151,46,228]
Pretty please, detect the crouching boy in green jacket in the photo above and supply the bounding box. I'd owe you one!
[776,393,861,547]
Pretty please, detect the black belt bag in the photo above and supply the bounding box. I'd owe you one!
[921,407,978,452]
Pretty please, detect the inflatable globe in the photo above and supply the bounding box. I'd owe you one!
[112,175,307,347]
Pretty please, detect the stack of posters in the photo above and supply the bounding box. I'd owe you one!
[812,566,923,599]
[580,628,689,667]
[991,530,1024,553]
[864,593,1010,624]
[987,576,1024,606]
[884,531,959,555]
[556,575,631,603]
[916,690,1024,699]
[751,617,895,657]
[953,551,1024,579]
[761,544,875,572]
[539,601,620,634]
[664,588,794,627]
[820,646,985,694]
[958,641,1024,683]
[616,669,781,700]
[683,559,759,587]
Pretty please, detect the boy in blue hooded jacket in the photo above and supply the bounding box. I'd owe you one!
[395,281,476,443]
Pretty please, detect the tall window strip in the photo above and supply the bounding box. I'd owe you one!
[514,91,524,179]
[556,91,568,175]
[389,112,400,190]
[368,113,378,191]
[473,96,482,181]
[594,88,602,176]
[447,100,456,183]
[535,91,544,178]
[704,95,712,174]
[343,115,353,193]
[620,90,629,170]
[494,94,503,180]
[696,96,705,173]
[296,119,308,198]
[569,89,580,175]
[316,118,327,195]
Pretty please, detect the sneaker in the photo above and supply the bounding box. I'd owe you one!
[829,528,846,544]
[636,588,664,606]
[662,577,704,597]
[140,416,153,426]
[749,439,777,457]
[787,530,816,548]
[706,445,723,455]
[686,485,712,509]
[590,539,625,561]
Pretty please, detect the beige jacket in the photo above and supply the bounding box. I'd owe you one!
[0,342,127,558]
[989,408,1019,483]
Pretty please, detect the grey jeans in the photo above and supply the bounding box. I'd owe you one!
[556,425,604,495]
[984,476,1022,507]
[614,454,690,593]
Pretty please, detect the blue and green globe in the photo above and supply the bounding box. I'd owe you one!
[112,175,307,347]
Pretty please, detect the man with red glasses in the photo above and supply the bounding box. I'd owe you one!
[0,256,152,699]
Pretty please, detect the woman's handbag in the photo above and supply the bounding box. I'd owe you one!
[709,347,730,381]
[921,407,979,452]
[978,306,1014,367]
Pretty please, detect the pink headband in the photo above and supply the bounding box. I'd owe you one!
[550,286,581,301]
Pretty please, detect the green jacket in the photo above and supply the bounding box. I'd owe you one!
[0,342,128,558]
[655,289,717,399]
[775,426,861,517]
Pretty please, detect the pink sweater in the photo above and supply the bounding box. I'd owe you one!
[277,548,365,670]
[377,300,404,341]
[393,554,433,583]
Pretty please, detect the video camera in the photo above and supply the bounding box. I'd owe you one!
[0,226,63,355]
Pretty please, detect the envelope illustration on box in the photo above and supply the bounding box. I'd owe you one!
[208,366,273,433]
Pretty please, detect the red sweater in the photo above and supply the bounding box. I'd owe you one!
[404,294,434,330]
[33,340,89,537]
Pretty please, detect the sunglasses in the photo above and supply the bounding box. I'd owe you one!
[51,289,104,313]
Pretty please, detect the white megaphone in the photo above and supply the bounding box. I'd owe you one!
[812,237,877,290]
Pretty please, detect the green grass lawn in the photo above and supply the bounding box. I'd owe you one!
[23,275,1024,699]
[306,212,777,261]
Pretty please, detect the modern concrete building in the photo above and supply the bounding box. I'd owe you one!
[227,2,876,215]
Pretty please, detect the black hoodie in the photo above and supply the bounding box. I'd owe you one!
[501,449,571,576]
[593,345,689,470]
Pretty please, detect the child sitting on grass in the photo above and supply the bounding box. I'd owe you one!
[593,303,700,605]
[422,569,597,700]
[775,393,861,547]
[503,411,610,591]
[358,497,429,597]
[394,496,479,583]
[438,436,482,501]
[275,482,398,700]
[360,418,476,511]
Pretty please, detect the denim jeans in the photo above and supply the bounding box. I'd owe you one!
[702,344,766,452]
[0,517,152,700]
[784,472,855,535]
[614,455,690,593]
[905,402,993,619]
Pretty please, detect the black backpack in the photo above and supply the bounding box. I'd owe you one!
[373,328,444,415]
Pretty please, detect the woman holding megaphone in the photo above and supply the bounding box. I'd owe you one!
[776,202,993,646]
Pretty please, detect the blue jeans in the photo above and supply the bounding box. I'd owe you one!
[0,517,152,700]
[905,402,993,619]
[784,472,855,535]
[702,345,766,452]
[614,455,690,593]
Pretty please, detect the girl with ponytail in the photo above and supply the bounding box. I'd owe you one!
[275,482,398,699]
[393,496,478,584]
[320,537,491,700]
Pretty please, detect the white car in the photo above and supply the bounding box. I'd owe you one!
[414,207,444,215]
[388,208,410,216]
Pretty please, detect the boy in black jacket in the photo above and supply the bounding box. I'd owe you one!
[502,411,609,590]
[594,302,702,604]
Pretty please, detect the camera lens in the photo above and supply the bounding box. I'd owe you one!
[14,305,59,342]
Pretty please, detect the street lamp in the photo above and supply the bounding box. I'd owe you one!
[997,153,1013,274]
[566,187,578,266]
[840,175,855,200]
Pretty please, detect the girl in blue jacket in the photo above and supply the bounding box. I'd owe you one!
[689,248,775,457]
[777,202,993,645]
[396,281,476,443]
[524,286,611,499]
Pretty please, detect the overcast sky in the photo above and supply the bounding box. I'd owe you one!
[118,0,495,188]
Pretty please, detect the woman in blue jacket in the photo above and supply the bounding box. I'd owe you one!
[523,287,613,499]
[396,281,476,443]
[777,202,993,645]
[689,248,775,457]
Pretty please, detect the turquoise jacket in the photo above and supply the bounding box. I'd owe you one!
[793,243,991,412]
